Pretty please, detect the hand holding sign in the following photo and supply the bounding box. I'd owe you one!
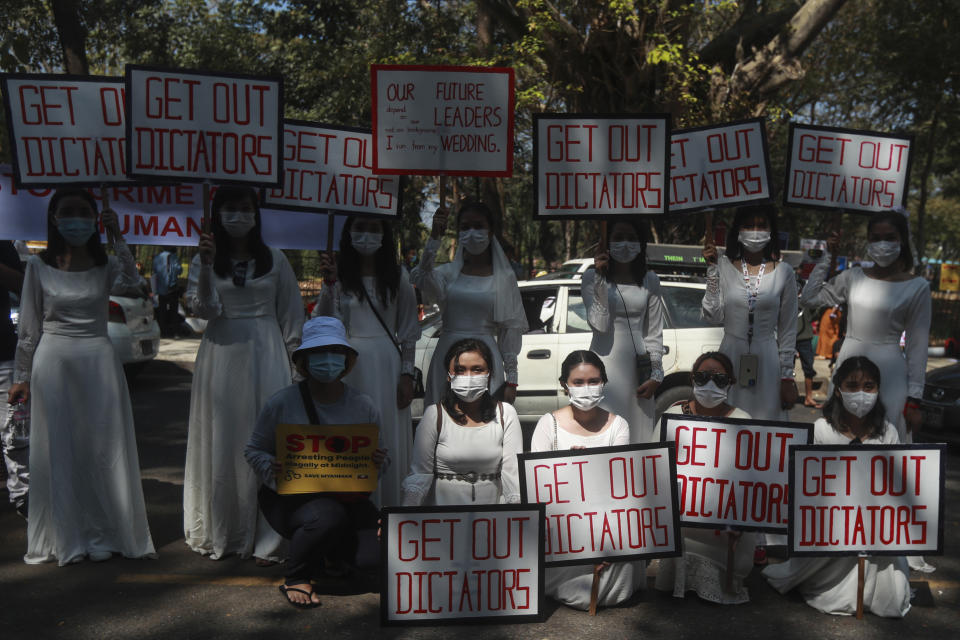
[198,232,215,265]
[101,207,122,244]
[318,252,337,282]
[430,206,450,240]
[593,248,610,279]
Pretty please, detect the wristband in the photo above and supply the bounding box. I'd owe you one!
[505,382,518,388]
[904,401,921,410]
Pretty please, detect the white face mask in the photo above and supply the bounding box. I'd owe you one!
[449,373,489,402]
[459,229,490,255]
[693,380,728,408]
[867,241,901,267]
[220,209,256,238]
[351,231,382,256]
[567,384,605,411]
[840,390,878,418]
[609,241,643,264]
[738,230,771,253]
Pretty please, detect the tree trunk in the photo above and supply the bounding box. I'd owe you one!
[50,0,89,74]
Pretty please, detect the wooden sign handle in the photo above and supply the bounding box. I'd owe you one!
[704,210,715,248]
[599,221,608,253]
[327,213,337,253]
[725,533,737,593]
[439,175,448,210]
[588,564,602,616]
[201,182,211,234]
[856,556,865,619]
[101,185,116,245]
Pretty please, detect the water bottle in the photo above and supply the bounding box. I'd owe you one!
[11,399,29,440]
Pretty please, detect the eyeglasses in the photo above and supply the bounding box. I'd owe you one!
[233,260,248,287]
[692,371,731,387]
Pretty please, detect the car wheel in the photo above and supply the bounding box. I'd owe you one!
[655,384,692,418]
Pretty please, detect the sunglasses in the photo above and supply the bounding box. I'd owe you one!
[692,371,731,387]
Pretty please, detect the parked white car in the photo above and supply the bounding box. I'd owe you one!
[410,272,722,422]
[108,294,162,374]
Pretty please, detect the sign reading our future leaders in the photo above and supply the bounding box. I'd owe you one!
[125,65,284,186]
[784,123,913,213]
[371,64,514,177]
[2,74,130,187]
[533,114,671,217]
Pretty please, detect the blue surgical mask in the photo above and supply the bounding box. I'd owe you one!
[57,217,97,246]
[308,352,346,382]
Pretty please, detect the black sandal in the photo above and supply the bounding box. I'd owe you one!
[279,584,320,609]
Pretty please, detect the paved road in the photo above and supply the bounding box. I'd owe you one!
[0,353,957,639]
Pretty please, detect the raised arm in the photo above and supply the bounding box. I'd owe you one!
[581,267,612,333]
[643,271,666,383]
[799,256,851,309]
[700,260,724,324]
[184,254,222,320]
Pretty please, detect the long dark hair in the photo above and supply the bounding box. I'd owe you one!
[440,338,497,425]
[338,217,400,306]
[210,186,273,280]
[822,356,887,439]
[725,204,781,262]
[41,188,109,267]
[868,210,914,273]
[559,350,608,386]
[604,216,648,285]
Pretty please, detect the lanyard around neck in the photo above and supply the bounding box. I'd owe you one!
[741,260,766,349]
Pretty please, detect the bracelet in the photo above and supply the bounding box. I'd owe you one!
[904,401,921,410]
[504,382,518,388]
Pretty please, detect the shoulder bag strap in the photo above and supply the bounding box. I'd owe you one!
[359,286,402,357]
[298,380,322,424]
[434,404,443,476]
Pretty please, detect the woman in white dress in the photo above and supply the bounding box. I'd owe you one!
[530,350,642,610]
[311,216,420,507]
[582,219,665,444]
[183,186,304,563]
[763,356,910,618]
[655,351,757,604]
[402,338,522,506]
[410,201,527,406]
[800,210,930,443]
[11,188,156,565]
[702,205,798,421]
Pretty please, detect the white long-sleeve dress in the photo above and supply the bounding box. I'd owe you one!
[581,269,665,443]
[530,413,644,609]
[183,249,303,561]
[762,418,910,618]
[655,406,757,603]
[701,257,797,421]
[311,271,420,507]
[401,402,522,506]
[799,262,930,443]
[16,244,156,565]
[410,238,526,405]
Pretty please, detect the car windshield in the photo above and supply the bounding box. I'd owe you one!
[661,285,710,329]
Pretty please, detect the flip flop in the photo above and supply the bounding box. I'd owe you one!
[803,400,822,408]
[279,584,320,609]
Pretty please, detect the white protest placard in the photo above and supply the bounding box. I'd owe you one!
[784,123,913,213]
[263,121,400,216]
[518,443,680,566]
[2,74,130,187]
[660,414,813,532]
[380,505,545,626]
[371,64,514,177]
[533,114,670,217]
[125,65,283,186]
[669,119,772,213]
[789,444,945,556]
[0,165,344,249]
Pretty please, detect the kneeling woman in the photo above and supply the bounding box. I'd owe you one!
[402,338,522,506]
[245,317,387,608]
[762,356,908,618]
[655,352,756,604]
[530,350,642,610]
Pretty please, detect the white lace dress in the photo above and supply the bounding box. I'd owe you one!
[311,272,420,507]
[701,257,797,421]
[800,263,930,443]
[16,245,157,565]
[183,249,303,561]
[762,418,910,617]
[655,406,757,603]
[401,402,522,506]
[530,413,644,610]
[581,269,665,443]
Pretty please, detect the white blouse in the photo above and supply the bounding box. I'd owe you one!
[530,412,630,451]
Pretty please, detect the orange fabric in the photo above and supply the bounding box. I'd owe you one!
[816,307,841,358]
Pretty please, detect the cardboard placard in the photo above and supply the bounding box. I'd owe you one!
[789,444,945,556]
[380,504,545,626]
[275,423,378,495]
[263,121,400,216]
[784,123,913,213]
[1,74,131,187]
[533,114,671,217]
[518,442,681,566]
[660,414,813,532]
[370,64,514,177]
[669,119,772,213]
[939,263,959,292]
[125,65,283,186]
[0,165,345,248]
